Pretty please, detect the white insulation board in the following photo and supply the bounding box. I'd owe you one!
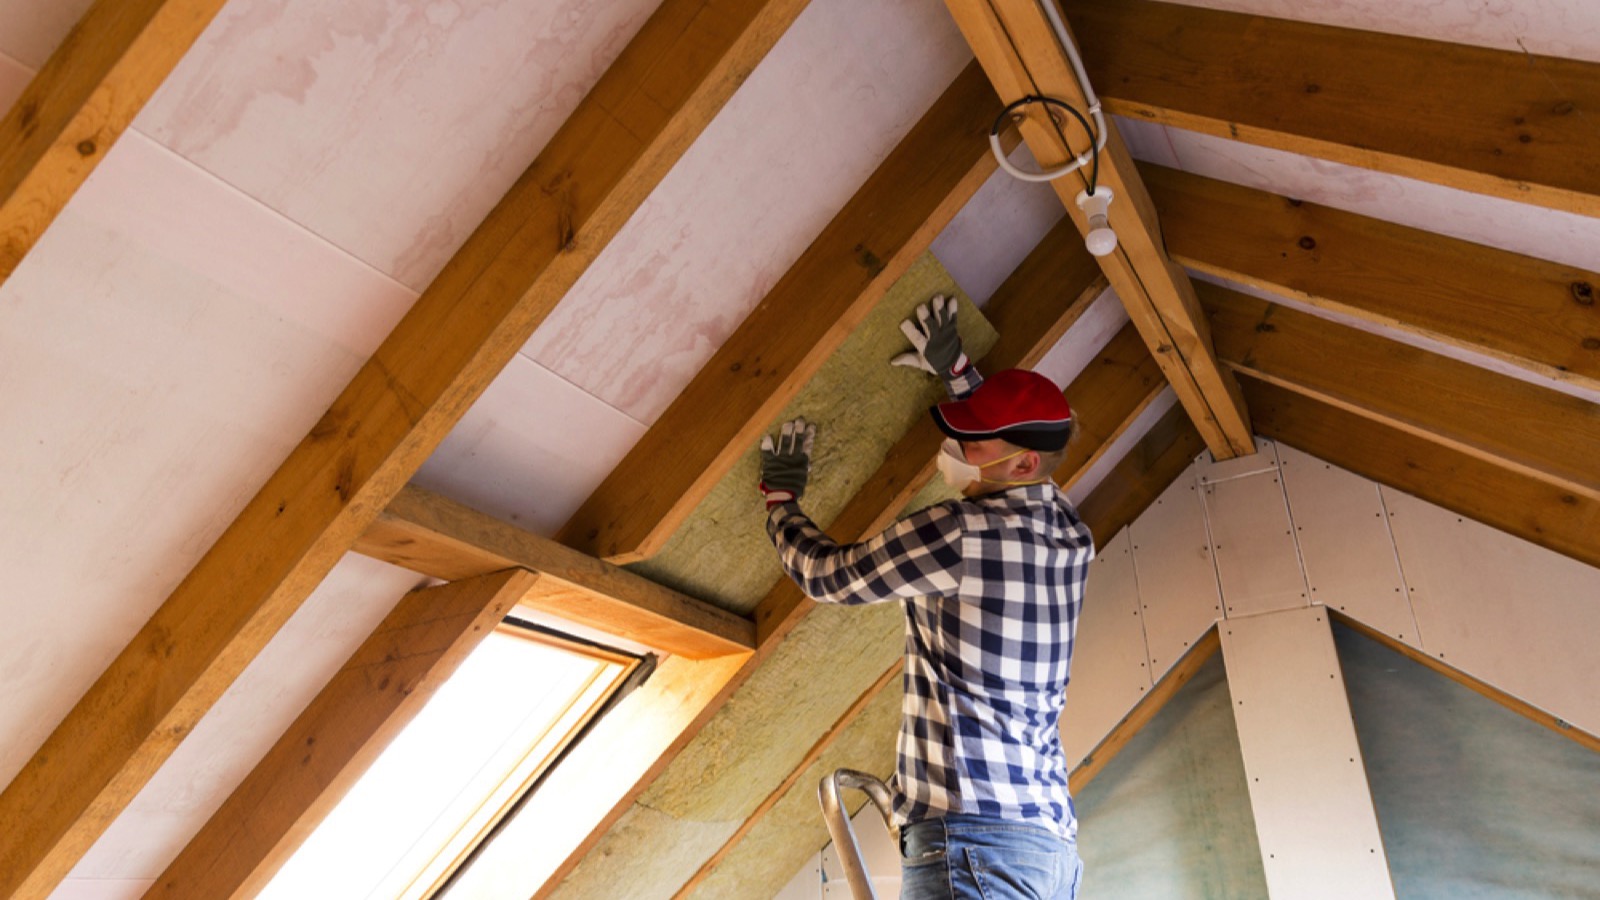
[1064,529,1152,769]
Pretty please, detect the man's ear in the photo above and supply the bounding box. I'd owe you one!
[1016,449,1042,477]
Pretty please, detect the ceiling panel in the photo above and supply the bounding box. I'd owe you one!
[0,0,93,68]
[135,0,661,290]
[0,129,413,787]
[519,0,972,423]
[931,145,1066,306]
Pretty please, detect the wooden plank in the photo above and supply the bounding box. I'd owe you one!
[354,487,754,659]
[1054,322,1166,490]
[1331,612,1600,755]
[558,62,1007,563]
[1069,625,1218,792]
[0,0,230,282]
[1242,376,1600,571]
[1146,164,1600,393]
[1076,402,1206,550]
[0,2,810,894]
[545,212,1106,893]
[1204,283,1600,503]
[144,568,541,900]
[942,0,1254,460]
[1071,0,1600,217]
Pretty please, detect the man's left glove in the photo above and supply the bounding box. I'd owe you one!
[759,418,816,509]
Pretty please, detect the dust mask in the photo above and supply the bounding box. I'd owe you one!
[936,439,1034,490]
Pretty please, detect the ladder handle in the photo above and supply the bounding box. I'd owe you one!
[818,768,893,900]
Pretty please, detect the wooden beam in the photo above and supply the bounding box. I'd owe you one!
[558,62,1006,563]
[0,0,229,283]
[0,2,809,894]
[1145,163,1600,393]
[1330,612,1600,756]
[1069,625,1219,792]
[354,486,754,659]
[547,216,1106,892]
[1053,321,1166,491]
[1076,401,1205,550]
[144,568,541,900]
[1204,284,1600,503]
[1242,376,1600,571]
[1071,0,1600,217]
[942,0,1254,459]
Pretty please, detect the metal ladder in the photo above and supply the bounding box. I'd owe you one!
[817,768,894,900]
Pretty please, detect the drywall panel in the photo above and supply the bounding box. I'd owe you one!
[1201,448,1311,618]
[523,0,973,423]
[931,144,1066,307]
[137,0,661,290]
[0,48,30,106]
[0,0,92,68]
[1074,653,1267,898]
[0,130,413,788]
[1031,286,1129,392]
[1383,489,1600,737]
[1127,465,1221,678]
[1221,607,1395,900]
[1195,434,1279,484]
[413,355,647,537]
[1335,624,1600,898]
[1277,445,1416,641]
[60,553,424,895]
[1063,529,1152,769]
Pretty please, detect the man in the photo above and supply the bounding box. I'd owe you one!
[759,295,1093,900]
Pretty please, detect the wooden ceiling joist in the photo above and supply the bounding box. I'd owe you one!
[1070,0,1600,217]
[1243,378,1600,572]
[0,0,230,283]
[145,568,541,900]
[1204,285,1600,504]
[557,61,1006,564]
[0,0,810,893]
[551,219,1107,894]
[943,0,1254,461]
[354,486,755,659]
[1145,164,1600,394]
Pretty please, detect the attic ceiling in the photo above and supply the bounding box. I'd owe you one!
[0,0,1596,898]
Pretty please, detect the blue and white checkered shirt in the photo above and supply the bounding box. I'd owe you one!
[765,379,1093,839]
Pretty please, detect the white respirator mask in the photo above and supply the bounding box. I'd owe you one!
[936,439,1035,490]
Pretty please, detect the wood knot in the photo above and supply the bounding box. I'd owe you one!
[1581,337,1600,351]
[1572,281,1594,305]
[1552,100,1576,115]
[1304,83,1321,94]
[1517,133,1533,144]
[76,139,96,156]
[1286,198,1302,207]
[1254,321,1277,333]
[1298,236,1317,250]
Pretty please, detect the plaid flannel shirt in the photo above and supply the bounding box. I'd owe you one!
[764,370,1094,840]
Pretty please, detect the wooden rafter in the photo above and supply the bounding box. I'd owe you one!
[1145,164,1600,393]
[145,568,541,900]
[354,487,755,659]
[1204,284,1600,504]
[0,1,811,893]
[0,0,230,283]
[552,218,1107,894]
[942,0,1254,460]
[558,62,1007,563]
[1071,0,1600,217]
[1242,377,1600,571]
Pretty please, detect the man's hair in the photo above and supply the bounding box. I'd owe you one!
[1005,419,1077,480]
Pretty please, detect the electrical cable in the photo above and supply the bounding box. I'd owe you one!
[989,95,1100,191]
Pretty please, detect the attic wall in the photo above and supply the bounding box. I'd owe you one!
[780,440,1600,897]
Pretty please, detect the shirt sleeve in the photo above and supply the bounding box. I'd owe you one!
[765,501,965,605]
[942,363,983,401]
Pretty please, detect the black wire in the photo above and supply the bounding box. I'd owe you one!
[989,94,1100,194]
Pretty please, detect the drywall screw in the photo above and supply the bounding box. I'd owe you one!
[1573,281,1594,305]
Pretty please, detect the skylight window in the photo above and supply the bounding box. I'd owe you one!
[260,622,639,900]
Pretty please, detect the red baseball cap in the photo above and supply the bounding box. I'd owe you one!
[931,369,1074,451]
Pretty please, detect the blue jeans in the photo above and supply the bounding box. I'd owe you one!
[899,814,1083,899]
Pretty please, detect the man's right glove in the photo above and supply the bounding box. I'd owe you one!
[759,418,816,509]
[891,294,969,378]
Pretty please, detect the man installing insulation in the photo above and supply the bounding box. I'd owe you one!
[759,295,1092,900]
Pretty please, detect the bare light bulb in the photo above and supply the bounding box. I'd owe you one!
[1075,188,1117,257]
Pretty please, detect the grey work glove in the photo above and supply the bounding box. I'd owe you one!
[759,418,816,508]
[891,294,969,377]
